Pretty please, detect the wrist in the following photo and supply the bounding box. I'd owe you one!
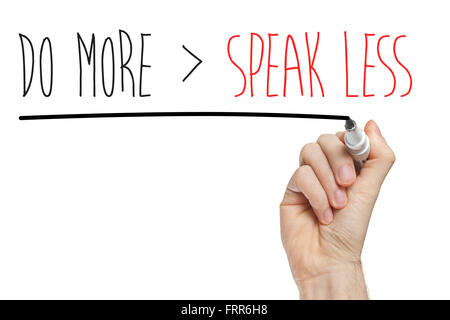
[298,261,368,300]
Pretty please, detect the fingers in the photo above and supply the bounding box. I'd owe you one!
[317,134,356,187]
[281,120,394,226]
[281,174,310,206]
[300,143,347,209]
[359,120,396,191]
[291,166,334,224]
[283,132,360,225]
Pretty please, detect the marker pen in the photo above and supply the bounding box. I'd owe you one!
[344,118,370,173]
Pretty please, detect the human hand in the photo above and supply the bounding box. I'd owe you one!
[280,120,395,299]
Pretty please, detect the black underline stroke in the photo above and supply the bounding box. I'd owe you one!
[19,112,349,121]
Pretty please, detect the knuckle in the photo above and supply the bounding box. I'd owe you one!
[384,147,396,165]
[293,167,301,179]
[297,164,313,178]
[300,142,319,161]
[390,149,396,164]
[317,133,334,144]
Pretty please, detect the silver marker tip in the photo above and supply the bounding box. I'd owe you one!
[345,118,356,131]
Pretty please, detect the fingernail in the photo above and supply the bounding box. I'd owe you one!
[334,188,347,206]
[322,208,333,224]
[371,120,382,137]
[339,165,355,184]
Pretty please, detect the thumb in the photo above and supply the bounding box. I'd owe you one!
[358,120,396,194]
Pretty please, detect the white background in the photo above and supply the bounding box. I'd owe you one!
[0,0,448,299]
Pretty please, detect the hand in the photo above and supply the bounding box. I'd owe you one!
[280,120,395,299]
